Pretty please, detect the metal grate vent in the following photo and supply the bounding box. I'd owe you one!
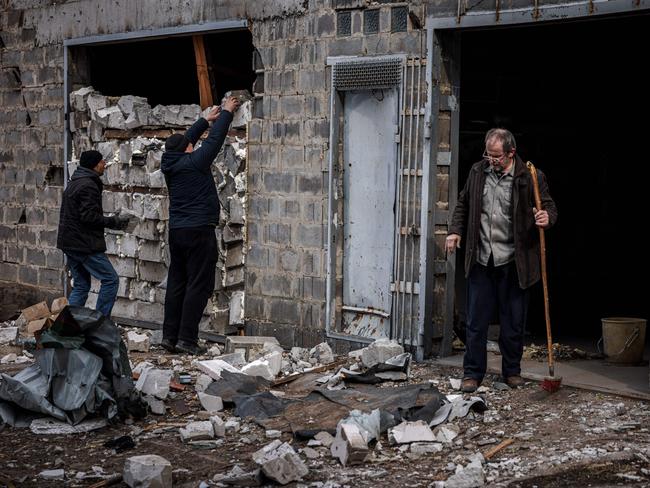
[333,57,403,91]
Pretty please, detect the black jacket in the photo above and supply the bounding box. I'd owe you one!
[57,166,120,253]
[161,111,233,229]
[449,156,558,289]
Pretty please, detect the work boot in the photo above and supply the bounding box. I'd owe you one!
[461,378,479,393]
[505,375,525,388]
[160,338,176,353]
[175,340,207,356]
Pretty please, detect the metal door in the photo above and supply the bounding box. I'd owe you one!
[341,89,399,338]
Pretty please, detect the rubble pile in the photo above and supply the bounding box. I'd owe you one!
[523,342,601,361]
[67,87,252,334]
[2,321,650,486]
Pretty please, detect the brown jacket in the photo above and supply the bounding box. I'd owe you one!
[449,156,557,289]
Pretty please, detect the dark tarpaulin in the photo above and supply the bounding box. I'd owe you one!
[258,383,446,438]
[205,370,270,403]
[0,306,145,427]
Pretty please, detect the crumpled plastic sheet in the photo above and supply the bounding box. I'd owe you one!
[0,306,144,427]
[428,395,488,427]
[340,353,412,384]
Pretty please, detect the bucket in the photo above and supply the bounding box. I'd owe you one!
[601,317,646,364]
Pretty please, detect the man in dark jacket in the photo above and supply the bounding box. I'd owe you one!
[160,96,240,355]
[57,150,130,317]
[446,128,557,393]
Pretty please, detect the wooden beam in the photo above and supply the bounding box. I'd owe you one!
[193,35,213,109]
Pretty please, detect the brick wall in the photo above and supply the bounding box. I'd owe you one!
[0,9,65,300]
[245,3,426,347]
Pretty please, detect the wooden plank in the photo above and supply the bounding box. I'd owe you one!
[103,129,177,140]
[193,35,213,109]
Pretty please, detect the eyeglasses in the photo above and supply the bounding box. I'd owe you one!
[483,151,507,163]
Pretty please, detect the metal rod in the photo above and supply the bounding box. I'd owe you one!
[325,79,338,340]
[392,61,408,343]
[399,60,416,349]
[62,45,69,299]
[408,60,423,351]
[342,305,391,319]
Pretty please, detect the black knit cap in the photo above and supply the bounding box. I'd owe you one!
[165,133,190,152]
[79,150,103,169]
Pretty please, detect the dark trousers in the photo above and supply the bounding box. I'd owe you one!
[163,226,217,346]
[463,260,529,382]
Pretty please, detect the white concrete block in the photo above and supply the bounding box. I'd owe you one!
[123,454,172,488]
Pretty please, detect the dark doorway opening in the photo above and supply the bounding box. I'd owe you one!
[75,29,255,107]
[457,13,650,344]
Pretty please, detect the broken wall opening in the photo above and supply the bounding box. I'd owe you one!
[457,13,650,342]
[65,28,256,336]
[71,29,255,107]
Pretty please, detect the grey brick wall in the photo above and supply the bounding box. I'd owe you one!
[0,8,65,298]
[245,3,426,347]
[1,0,430,346]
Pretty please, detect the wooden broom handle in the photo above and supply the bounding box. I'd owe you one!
[526,161,554,376]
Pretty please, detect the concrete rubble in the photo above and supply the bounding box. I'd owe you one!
[252,440,309,485]
[123,454,172,488]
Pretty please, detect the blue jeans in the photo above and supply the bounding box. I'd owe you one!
[65,251,119,317]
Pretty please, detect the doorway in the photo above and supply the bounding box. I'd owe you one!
[456,13,650,344]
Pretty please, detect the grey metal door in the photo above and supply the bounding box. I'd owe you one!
[341,89,399,338]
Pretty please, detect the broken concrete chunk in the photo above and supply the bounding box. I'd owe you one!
[143,394,166,415]
[314,431,335,448]
[266,429,282,439]
[210,415,226,437]
[69,86,95,112]
[198,392,224,413]
[263,351,283,377]
[253,441,308,485]
[410,442,444,456]
[38,469,65,481]
[179,421,214,442]
[231,100,253,129]
[0,327,19,344]
[87,93,108,118]
[118,95,150,115]
[194,359,240,381]
[213,352,247,368]
[127,330,150,352]
[361,339,404,368]
[123,454,172,488]
[228,291,245,326]
[1,353,17,364]
[135,368,173,399]
[434,423,460,444]
[445,454,485,488]
[226,335,280,361]
[195,373,214,393]
[215,465,263,486]
[388,421,436,445]
[229,195,245,225]
[241,358,275,381]
[309,342,335,365]
[95,106,122,128]
[331,423,369,466]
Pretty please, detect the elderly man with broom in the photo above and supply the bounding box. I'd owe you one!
[446,128,558,393]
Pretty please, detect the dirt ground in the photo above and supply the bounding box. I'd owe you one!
[1,341,650,488]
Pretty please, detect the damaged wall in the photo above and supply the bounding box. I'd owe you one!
[66,88,249,334]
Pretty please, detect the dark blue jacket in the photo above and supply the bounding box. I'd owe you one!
[161,111,233,229]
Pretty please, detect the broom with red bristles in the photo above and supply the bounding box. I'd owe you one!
[527,161,562,393]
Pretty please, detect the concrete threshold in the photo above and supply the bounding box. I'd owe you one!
[435,351,650,401]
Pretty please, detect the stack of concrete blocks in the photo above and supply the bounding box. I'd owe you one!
[67,87,249,333]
